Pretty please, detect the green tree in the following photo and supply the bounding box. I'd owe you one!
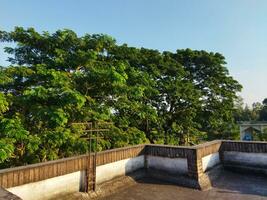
[172,49,242,140]
[259,98,267,121]
[0,27,242,167]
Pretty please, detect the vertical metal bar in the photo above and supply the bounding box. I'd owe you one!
[88,128,92,192]
[71,121,111,193]
[93,122,98,191]
[87,122,92,192]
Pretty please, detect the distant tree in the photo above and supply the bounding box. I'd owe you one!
[251,102,263,120]
[259,98,267,121]
[233,96,263,122]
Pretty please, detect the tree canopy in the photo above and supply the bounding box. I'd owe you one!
[0,27,242,168]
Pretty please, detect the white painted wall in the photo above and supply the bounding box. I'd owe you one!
[147,156,188,174]
[202,152,220,172]
[96,155,145,184]
[7,171,84,200]
[224,151,267,166]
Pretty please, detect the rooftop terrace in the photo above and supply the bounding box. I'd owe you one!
[1,140,267,200]
[99,171,267,200]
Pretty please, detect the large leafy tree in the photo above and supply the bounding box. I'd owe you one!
[0,28,134,166]
[0,27,241,167]
[110,47,242,143]
[172,49,242,140]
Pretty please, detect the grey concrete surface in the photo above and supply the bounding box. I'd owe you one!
[53,170,267,200]
[98,170,267,200]
[0,187,22,200]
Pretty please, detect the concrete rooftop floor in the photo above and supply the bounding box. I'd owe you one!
[98,170,267,200]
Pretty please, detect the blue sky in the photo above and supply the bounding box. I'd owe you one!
[1,0,267,105]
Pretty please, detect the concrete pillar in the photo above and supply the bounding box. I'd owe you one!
[187,149,211,190]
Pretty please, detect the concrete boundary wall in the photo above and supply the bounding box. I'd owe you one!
[96,156,145,184]
[0,145,146,200]
[147,156,188,174]
[221,141,267,174]
[0,155,89,189]
[224,152,267,168]
[202,153,220,172]
[3,140,267,199]
[7,171,84,200]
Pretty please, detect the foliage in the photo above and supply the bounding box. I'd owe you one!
[234,97,267,122]
[233,97,267,141]
[0,118,40,167]
[0,27,242,167]
[259,99,267,121]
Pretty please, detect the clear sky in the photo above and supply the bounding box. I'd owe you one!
[1,0,267,105]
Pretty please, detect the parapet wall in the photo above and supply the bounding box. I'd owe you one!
[0,145,146,200]
[1,140,267,199]
[221,141,267,174]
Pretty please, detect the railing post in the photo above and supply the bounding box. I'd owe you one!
[86,154,96,192]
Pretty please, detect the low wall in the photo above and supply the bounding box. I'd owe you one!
[222,141,267,174]
[96,156,144,184]
[145,145,193,176]
[195,141,222,172]
[224,152,267,168]
[0,145,146,200]
[147,156,188,174]
[3,140,267,199]
[0,155,88,189]
[202,153,220,172]
[7,171,84,200]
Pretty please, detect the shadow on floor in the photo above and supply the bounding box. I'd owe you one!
[211,170,267,197]
[99,170,267,200]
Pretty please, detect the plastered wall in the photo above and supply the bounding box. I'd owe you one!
[96,156,145,184]
[7,171,84,200]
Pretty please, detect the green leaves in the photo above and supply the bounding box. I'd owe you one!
[0,118,40,166]
[0,27,242,167]
[0,93,8,114]
[0,139,15,163]
[0,118,29,140]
